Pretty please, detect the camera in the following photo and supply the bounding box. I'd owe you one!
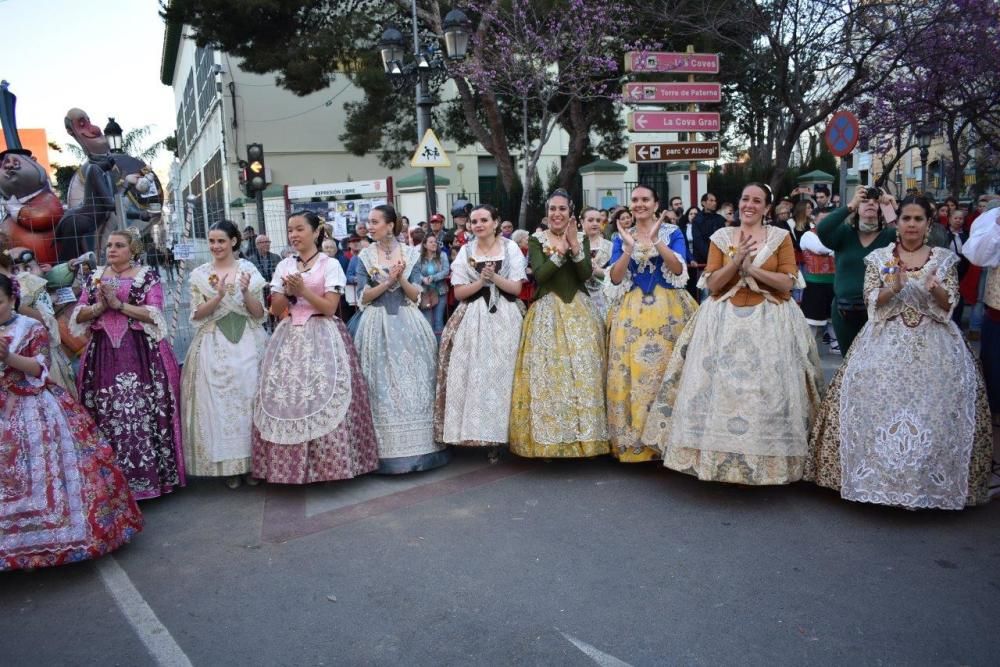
[864,187,881,200]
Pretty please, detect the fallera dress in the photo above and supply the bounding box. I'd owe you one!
[15,271,77,398]
[181,259,269,477]
[641,226,823,485]
[508,230,610,458]
[584,235,613,321]
[606,223,697,462]
[434,237,526,447]
[354,243,450,473]
[806,245,992,509]
[1,314,142,571]
[70,266,185,500]
[251,253,379,483]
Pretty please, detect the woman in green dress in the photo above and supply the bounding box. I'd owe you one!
[508,189,610,458]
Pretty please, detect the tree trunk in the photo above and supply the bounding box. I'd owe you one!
[558,99,591,191]
[771,139,795,195]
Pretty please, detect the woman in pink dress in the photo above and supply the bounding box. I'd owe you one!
[1,274,142,571]
[69,230,185,500]
[251,211,379,484]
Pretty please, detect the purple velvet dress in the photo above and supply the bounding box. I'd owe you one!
[71,266,185,500]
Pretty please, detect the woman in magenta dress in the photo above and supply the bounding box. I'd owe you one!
[1,274,142,571]
[69,230,185,500]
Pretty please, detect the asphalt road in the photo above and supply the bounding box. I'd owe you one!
[3,434,999,666]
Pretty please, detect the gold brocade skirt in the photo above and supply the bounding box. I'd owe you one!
[508,292,609,458]
[606,285,697,462]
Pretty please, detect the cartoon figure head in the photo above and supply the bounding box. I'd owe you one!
[0,148,48,199]
[65,108,109,157]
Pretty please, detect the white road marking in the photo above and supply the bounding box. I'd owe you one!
[562,632,634,667]
[96,557,193,667]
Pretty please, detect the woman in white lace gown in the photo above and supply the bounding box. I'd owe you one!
[182,221,268,487]
[354,204,449,473]
[433,204,525,457]
[806,196,992,509]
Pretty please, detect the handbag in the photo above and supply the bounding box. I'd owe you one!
[420,288,439,310]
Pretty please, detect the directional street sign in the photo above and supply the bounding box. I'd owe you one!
[625,51,720,74]
[410,128,451,168]
[629,142,721,163]
[623,82,722,104]
[628,112,721,133]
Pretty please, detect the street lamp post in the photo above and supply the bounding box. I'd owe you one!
[104,117,123,154]
[917,126,934,195]
[378,5,470,218]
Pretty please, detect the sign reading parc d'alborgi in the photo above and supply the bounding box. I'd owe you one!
[623,82,722,104]
[629,142,721,163]
[625,52,720,74]
[627,112,721,133]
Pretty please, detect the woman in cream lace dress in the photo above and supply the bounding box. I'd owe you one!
[641,183,822,485]
[806,196,992,509]
[182,221,268,487]
[434,204,525,458]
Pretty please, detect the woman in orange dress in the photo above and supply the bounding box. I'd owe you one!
[642,183,823,485]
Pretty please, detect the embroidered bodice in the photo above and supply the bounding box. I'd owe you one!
[0,314,49,400]
[70,266,168,348]
[610,223,689,295]
[271,253,345,325]
[863,244,959,326]
[358,243,422,314]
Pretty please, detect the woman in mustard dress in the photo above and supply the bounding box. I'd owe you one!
[509,189,609,458]
[606,185,697,462]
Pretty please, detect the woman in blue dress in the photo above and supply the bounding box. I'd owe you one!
[353,204,450,473]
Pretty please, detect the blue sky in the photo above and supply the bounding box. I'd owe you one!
[1,0,176,172]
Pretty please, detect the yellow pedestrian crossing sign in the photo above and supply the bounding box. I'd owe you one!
[410,128,451,168]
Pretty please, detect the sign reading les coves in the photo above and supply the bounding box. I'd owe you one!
[629,142,721,163]
[625,52,719,74]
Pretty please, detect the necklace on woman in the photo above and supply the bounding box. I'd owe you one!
[297,250,320,270]
[378,237,398,262]
[0,314,16,328]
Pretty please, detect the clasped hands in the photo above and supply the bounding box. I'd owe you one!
[617,211,667,252]
[886,267,940,295]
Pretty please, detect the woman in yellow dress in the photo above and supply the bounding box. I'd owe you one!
[606,185,697,462]
[509,189,609,458]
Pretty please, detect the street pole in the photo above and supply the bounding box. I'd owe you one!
[412,0,436,217]
[838,159,847,206]
[686,45,698,209]
[919,146,929,194]
[255,189,265,235]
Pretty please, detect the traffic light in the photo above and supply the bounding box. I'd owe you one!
[246,143,266,194]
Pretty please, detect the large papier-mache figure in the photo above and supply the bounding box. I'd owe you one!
[58,107,163,260]
[0,82,64,264]
[0,82,163,263]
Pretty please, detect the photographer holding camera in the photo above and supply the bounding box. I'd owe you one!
[816,186,898,356]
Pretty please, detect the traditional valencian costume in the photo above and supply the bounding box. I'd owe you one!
[807,245,992,509]
[606,223,696,462]
[1,314,142,571]
[642,225,822,485]
[509,230,609,458]
[252,253,379,483]
[70,265,185,499]
[434,236,526,448]
[182,260,268,478]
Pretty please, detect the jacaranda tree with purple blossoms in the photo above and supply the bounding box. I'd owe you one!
[455,0,635,226]
[858,0,1000,198]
